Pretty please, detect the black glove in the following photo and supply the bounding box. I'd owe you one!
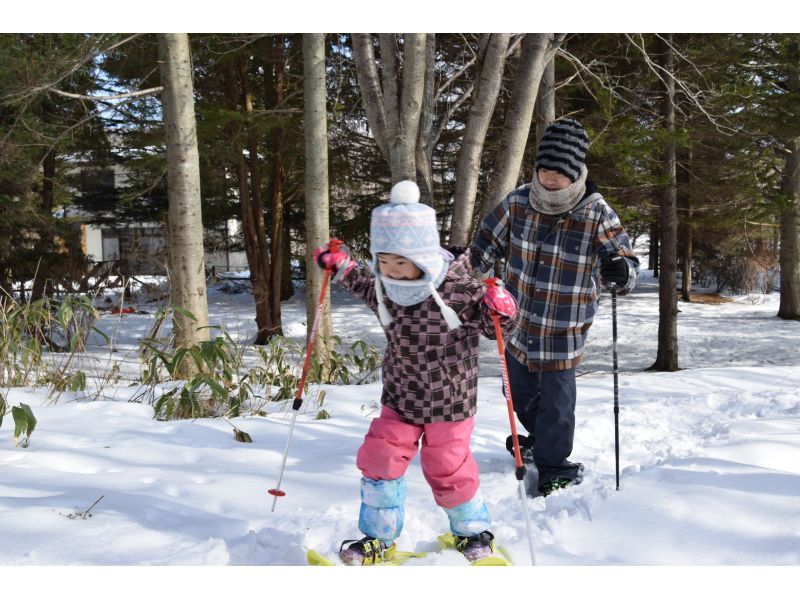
[600,255,629,286]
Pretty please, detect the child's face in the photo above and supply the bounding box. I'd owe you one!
[537,168,572,191]
[377,253,424,280]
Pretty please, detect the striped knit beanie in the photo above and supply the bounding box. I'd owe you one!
[535,118,590,183]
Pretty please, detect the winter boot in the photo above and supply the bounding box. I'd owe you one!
[538,463,585,496]
[506,434,534,463]
[454,530,496,563]
[338,536,396,566]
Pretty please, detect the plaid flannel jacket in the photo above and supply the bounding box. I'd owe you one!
[470,182,639,371]
[340,249,518,424]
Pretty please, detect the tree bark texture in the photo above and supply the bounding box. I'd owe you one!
[265,36,288,337]
[480,33,554,223]
[303,33,334,350]
[535,50,556,150]
[652,34,680,371]
[450,33,511,246]
[415,34,437,206]
[678,149,693,302]
[351,33,389,160]
[649,220,660,276]
[31,148,57,300]
[353,34,426,184]
[157,33,210,375]
[236,57,275,344]
[778,40,800,320]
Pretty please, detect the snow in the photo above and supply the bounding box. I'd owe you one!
[2,262,800,594]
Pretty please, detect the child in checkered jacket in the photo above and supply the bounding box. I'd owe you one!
[313,181,518,565]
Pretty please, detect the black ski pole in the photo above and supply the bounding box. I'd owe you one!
[611,283,620,491]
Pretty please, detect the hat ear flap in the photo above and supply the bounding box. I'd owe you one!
[430,282,461,330]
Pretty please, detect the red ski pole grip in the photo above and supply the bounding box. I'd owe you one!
[485,277,498,288]
[329,238,343,253]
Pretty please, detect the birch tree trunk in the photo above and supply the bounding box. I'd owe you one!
[450,33,511,246]
[157,33,210,376]
[303,33,334,352]
[351,33,389,161]
[416,34,436,206]
[778,39,800,320]
[480,33,556,223]
[352,33,426,184]
[651,34,679,371]
[535,50,557,149]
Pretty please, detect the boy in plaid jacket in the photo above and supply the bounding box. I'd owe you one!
[313,181,518,565]
[470,118,639,497]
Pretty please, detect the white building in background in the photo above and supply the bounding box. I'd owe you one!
[70,164,248,276]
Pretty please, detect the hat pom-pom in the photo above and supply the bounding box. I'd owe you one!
[390,180,420,204]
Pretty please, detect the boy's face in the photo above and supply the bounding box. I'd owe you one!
[377,253,424,281]
[537,168,572,191]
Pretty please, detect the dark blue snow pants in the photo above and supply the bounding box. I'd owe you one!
[505,351,582,486]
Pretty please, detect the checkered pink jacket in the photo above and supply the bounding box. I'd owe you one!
[340,248,518,424]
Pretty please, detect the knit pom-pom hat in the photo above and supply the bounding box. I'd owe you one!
[370,181,461,330]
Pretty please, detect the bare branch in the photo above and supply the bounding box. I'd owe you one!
[48,86,164,102]
[624,33,738,135]
[1,34,143,104]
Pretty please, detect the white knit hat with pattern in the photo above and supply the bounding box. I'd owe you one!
[370,181,460,330]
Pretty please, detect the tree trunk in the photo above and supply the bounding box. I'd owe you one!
[649,220,660,277]
[303,33,334,353]
[450,33,511,246]
[157,33,210,376]
[266,36,288,337]
[678,149,693,302]
[42,148,56,213]
[222,61,267,342]
[353,34,426,184]
[281,222,293,300]
[680,217,693,301]
[415,34,436,207]
[651,34,679,371]
[351,33,390,161]
[382,34,426,183]
[778,40,800,320]
[480,33,554,223]
[536,52,557,149]
[31,148,57,300]
[240,57,276,344]
[779,140,800,320]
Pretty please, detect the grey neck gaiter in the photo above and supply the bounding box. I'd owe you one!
[529,165,588,215]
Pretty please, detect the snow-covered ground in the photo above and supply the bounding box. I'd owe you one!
[2,263,800,593]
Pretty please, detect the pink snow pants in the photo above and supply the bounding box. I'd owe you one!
[356,406,480,509]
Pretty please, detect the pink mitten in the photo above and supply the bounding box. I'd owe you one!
[482,284,517,318]
[312,240,355,280]
[313,241,347,270]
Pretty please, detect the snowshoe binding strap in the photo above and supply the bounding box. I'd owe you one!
[338,537,396,566]
[454,530,496,562]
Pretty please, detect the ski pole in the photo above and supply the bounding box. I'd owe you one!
[269,238,342,511]
[610,283,620,491]
[485,277,536,566]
